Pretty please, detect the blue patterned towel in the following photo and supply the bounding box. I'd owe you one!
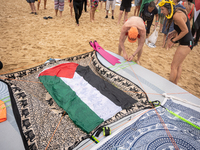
[94,99,200,150]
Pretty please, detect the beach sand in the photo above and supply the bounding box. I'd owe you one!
[0,0,199,98]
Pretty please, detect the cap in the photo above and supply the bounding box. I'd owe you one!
[128,27,138,43]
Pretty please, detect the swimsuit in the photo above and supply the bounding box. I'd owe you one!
[173,11,194,50]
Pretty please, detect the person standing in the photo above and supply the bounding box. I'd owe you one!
[117,0,132,25]
[105,0,116,19]
[118,16,146,64]
[26,0,37,15]
[159,0,194,84]
[140,1,159,40]
[71,0,83,25]
[161,0,186,49]
[83,0,89,12]
[90,0,99,22]
[37,0,47,10]
[134,0,142,16]
[54,0,64,17]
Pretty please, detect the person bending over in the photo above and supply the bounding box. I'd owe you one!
[140,1,159,41]
[118,16,146,64]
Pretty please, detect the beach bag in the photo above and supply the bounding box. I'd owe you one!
[148,29,158,45]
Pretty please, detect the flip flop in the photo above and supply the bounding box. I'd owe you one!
[43,17,48,20]
[48,16,53,19]
[89,41,96,50]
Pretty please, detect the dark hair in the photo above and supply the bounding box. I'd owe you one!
[163,2,176,31]
[149,1,155,8]
[165,6,187,32]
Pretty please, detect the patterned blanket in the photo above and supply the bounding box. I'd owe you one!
[0,51,151,150]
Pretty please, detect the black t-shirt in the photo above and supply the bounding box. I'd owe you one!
[142,3,158,21]
[121,0,132,8]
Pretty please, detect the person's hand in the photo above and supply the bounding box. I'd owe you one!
[167,31,175,39]
[166,40,174,50]
[123,52,128,61]
[154,22,158,30]
[127,54,135,61]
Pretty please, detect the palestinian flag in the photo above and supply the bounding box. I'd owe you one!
[39,63,137,133]
[194,0,200,30]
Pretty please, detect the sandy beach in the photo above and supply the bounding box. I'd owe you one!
[0,0,199,98]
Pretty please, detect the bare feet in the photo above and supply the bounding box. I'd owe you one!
[136,60,140,65]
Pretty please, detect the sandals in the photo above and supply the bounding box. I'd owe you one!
[43,16,53,20]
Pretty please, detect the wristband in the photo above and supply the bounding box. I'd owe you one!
[171,37,178,43]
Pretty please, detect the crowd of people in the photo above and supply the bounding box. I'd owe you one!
[24,0,199,85]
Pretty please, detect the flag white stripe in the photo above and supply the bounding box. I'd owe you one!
[60,73,122,121]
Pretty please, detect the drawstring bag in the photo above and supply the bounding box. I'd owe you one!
[148,29,158,45]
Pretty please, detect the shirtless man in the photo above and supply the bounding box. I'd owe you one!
[118,16,146,64]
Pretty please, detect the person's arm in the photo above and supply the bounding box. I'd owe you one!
[190,4,194,21]
[171,12,189,42]
[119,34,128,60]
[133,34,145,56]
[118,27,128,60]
[155,0,159,5]
[154,14,159,29]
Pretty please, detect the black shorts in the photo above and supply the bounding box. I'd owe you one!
[179,40,194,50]
[26,0,35,3]
[120,5,131,12]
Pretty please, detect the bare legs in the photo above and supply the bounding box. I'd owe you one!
[118,11,128,24]
[134,6,140,16]
[124,12,128,23]
[117,10,123,24]
[90,7,96,22]
[55,9,58,16]
[37,0,47,10]
[44,0,47,9]
[55,9,62,17]
[169,45,191,84]
[29,3,37,14]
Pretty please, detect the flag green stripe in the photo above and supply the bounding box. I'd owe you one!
[39,75,103,133]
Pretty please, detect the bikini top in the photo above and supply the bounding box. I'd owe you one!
[182,2,194,19]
